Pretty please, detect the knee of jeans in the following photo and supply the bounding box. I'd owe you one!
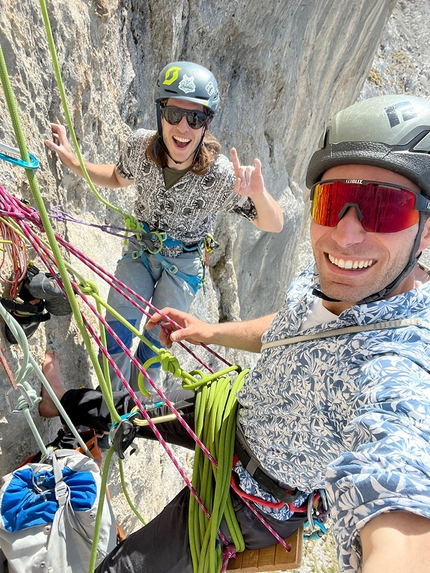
[105,320,137,354]
[135,332,162,368]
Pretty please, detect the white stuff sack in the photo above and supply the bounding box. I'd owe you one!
[0,448,117,572]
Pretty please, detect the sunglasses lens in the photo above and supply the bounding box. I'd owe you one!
[161,106,208,129]
[187,111,208,129]
[311,181,419,232]
[161,106,183,125]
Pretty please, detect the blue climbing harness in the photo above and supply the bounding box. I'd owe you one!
[128,221,204,294]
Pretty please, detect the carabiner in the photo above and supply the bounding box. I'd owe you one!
[0,142,39,171]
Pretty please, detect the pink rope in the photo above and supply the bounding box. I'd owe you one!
[1,191,231,371]
[0,188,290,557]
[0,189,235,548]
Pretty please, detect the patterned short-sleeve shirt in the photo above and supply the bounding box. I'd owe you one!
[116,129,257,255]
[236,263,430,572]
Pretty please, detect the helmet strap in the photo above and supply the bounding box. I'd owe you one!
[313,213,426,305]
[311,287,340,303]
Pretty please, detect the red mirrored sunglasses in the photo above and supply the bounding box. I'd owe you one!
[310,179,430,233]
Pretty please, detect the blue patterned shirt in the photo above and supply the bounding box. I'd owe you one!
[236,263,430,572]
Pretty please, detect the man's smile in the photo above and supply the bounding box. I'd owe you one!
[327,253,375,270]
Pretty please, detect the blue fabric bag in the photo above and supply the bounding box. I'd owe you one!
[0,448,117,572]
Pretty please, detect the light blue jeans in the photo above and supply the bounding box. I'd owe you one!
[102,244,203,391]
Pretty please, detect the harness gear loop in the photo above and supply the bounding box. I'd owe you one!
[136,227,167,255]
[131,221,207,293]
[128,247,204,295]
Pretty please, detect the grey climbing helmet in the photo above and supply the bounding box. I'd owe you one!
[306,94,430,196]
[155,61,220,114]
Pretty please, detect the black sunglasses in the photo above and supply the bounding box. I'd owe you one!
[160,105,212,130]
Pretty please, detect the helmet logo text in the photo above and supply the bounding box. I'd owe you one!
[178,74,196,94]
[163,66,182,85]
[385,102,417,128]
[205,81,216,96]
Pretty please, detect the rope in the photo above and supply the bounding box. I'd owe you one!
[0,220,28,298]
[38,0,139,233]
[0,187,251,571]
[189,370,248,573]
[0,346,17,389]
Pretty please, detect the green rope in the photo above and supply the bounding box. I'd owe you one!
[37,0,139,232]
[88,445,115,572]
[188,369,248,573]
[0,43,119,424]
[118,459,147,526]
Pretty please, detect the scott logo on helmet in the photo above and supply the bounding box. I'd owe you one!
[163,66,182,85]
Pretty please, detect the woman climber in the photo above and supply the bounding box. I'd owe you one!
[44,61,284,391]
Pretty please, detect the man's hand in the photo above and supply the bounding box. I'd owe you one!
[231,147,265,198]
[146,308,214,348]
[44,123,129,188]
[147,308,275,354]
[45,123,78,169]
[230,147,284,232]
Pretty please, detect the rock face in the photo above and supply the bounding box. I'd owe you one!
[0,0,425,560]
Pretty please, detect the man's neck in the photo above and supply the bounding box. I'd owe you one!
[322,300,352,316]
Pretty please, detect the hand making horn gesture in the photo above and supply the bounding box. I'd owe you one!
[231,147,265,198]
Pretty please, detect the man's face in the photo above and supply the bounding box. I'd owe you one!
[161,98,206,169]
[310,164,430,314]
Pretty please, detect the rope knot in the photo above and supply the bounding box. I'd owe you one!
[123,214,140,231]
[78,279,99,296]
[158,349,182,376]
[14,381,41,412]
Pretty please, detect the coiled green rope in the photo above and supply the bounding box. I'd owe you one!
[188,369,248,573]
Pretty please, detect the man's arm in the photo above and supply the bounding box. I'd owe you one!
[230,148,284,233]
[360,512,430,573]
[146,307,276,353]
[45,123,132,189]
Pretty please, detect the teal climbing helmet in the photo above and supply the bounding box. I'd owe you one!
[306,94,430,197]
[155,61,220,114]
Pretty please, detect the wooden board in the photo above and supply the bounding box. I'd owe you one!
[227,526,303,572]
